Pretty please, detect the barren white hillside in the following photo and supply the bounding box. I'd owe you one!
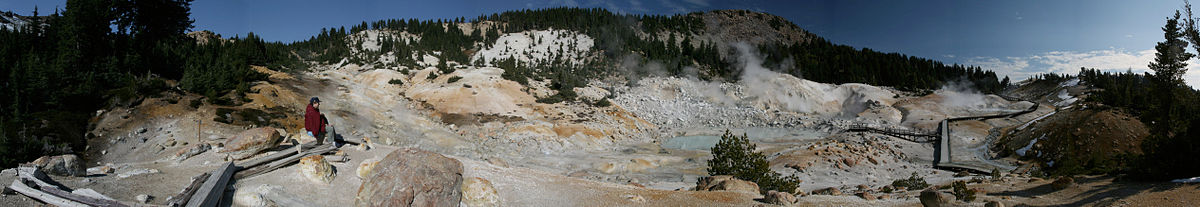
[472,29,595,66]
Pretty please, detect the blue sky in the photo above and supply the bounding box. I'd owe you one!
[3,0,1198,86]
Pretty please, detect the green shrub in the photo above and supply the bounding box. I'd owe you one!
[951,180,977,202]
[707,130,801,194]
[388,79,404,85]
[447,76,463,84]
[891,172,930,190]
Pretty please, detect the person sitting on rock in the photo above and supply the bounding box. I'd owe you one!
[305,97,332,144]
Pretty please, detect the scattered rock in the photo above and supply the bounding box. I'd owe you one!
[460,177,500,207]
[298,155,335,184]
[598,162,621,174]
[356,158,381,179]
[118,168,160,178]
[485,157,509,168]
[857,192,875,201]
[164,138,177,147]
[86,165,114,175]
[1051,176,1074,190]
[694,175,762,197]
[29,154,85,177]
[878,194,891,200]
[857,184,869,191]
[356,148,463,207]
[920,188,947,207]
[136,194,151,203]
[218,127,283,160]
[985,200,1005,207]
[172,143,211,162]
[624,194,646,203]
[811,187,842,196]
[567,171,590,178]
[764,190,797,205]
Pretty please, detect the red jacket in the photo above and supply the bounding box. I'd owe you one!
[305,104,327,134]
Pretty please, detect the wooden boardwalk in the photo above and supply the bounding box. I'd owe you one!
[851,95,1042,174]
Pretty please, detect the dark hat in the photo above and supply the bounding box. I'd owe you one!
[310,97,321,104]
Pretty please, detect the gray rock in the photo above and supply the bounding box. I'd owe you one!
[29,154,85,176]
[136,194,151,203]
[356,148,463,207]
[920,188,947,207]
[694,175,761,197]
[218,127,282,160]
[764,190,797,206]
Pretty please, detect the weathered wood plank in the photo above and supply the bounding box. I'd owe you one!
[166,172,211,207]
[8,179,90,207]
[233,144,336,180]
[17,167,128,207]
[186,162,236,207]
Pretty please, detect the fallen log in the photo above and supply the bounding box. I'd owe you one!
[15,167,127,207]
[186,162,236,207]
[166,172,211,207]
[8,179,89,207]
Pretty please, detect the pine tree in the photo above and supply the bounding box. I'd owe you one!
[707,130,800,193]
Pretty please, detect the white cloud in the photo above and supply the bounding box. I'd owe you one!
[967,49,1200,88]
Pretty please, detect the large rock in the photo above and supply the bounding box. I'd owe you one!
[298,155,335,183]
[356,148,463,207]
[29,154,85,176]
[356,158,381,179]
[694,175,761,197]
[219,127,283,160]
[811,187,842,196]
[1051,176,1074,191]
[764,190,796,206]
[920,188,947,207]
[460,177,500,207]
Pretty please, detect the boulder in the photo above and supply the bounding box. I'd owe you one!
[985,200,1005,207]
[811,187,842,196]
[920,188,947,207]
[764,190,797,205]
[298,155,335,184]
[219,127,283,160]
[356,148,463,207]
[857,192,875,201]
[694,175,762,197]
[356,158,381,179]
[460,177,500,207]
[1051,176,1074,191]
[29,154,85,176]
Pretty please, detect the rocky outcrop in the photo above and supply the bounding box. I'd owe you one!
[356,158,380,179]
[29,154,85,176]
[764,190,796,206]
[356,148,463,207]
[460,177,500,207]
[694,175,761,197]
[299,155,335,183]
[219,127,283,160]
[920,188,947,207]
